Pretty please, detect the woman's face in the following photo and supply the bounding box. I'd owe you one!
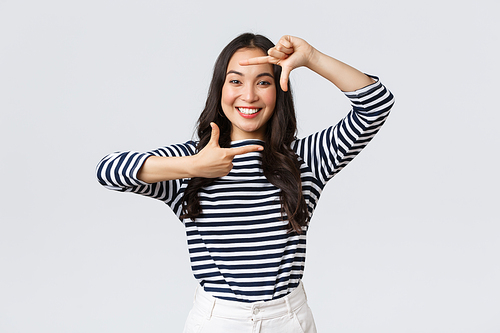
[221,48,276,141]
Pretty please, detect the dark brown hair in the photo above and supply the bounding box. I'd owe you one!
[181,33,308,233]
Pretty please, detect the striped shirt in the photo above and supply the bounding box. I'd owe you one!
[96,77,394,302]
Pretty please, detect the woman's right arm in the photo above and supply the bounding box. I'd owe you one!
[96,123,263,199]
[95,142,197,203]
[136,155,197,183]
[137,123,263,183]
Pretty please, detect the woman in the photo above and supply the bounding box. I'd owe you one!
[96,33,395,332]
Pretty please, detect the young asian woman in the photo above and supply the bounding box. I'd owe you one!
[96,33,395,332]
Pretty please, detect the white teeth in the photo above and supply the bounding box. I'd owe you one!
[237,107,260,115]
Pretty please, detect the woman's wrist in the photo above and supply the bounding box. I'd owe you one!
[304,46,321,71]
[185,154,200,178]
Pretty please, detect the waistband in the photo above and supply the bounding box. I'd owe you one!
[193,282,309,321]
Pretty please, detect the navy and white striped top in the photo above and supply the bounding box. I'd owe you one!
[96,77,394,302]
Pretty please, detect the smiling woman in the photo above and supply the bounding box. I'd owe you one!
[96,33,395,332]
[221,48,276,140]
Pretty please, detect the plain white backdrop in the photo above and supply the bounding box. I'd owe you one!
[1,0,499,332]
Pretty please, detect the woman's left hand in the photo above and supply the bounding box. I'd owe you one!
[239,35,316,91]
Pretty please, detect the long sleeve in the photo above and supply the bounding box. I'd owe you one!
[291,76,395,186]
[96,141,197,205]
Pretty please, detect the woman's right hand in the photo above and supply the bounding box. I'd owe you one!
[137,122,262,183]
[192,122,263,178]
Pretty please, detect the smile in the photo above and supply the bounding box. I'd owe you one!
[237,107,261,115]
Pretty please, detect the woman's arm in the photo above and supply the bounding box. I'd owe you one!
[95,143,195,196]
[304,47,375,92]
[127,122,264,184]
[239,35,374,92]
[291,78,394,185]
[137,155,197,183]
[241,35,395,185]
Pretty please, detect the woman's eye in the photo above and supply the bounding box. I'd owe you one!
[229,79,241,84]
[258,81,271,86]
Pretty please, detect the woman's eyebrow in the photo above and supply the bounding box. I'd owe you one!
[227,70,243,76]
[257,73,274,79]
[226,70,274,79]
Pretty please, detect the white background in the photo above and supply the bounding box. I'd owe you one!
[1,0,499,332]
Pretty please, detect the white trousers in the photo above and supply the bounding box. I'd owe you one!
[183,282,317,333]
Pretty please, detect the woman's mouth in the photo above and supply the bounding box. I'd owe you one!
[237,107,262,119]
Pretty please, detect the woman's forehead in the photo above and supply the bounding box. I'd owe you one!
[227,48,272,73]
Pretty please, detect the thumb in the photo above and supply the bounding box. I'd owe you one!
[280,67,291,92]
[208,122,220,147]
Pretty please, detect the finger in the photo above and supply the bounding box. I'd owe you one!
[280,67,291,92]
[208,122,220,147]
[239,56,273,66]
[267,48,289,60]
[279,35,294,48]
[275,39,293,55]
[275,44,293,55]
[227,145,263,156]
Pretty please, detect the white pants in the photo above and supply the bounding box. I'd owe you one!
[183,282,317,333]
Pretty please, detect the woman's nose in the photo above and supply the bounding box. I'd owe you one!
[241,84,258,102]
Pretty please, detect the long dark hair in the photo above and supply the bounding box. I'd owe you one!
[181,33,308,233]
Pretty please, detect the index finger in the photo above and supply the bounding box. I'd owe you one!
[227,145,264,156]
[239,56,272,66]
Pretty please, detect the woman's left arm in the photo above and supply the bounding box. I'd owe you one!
[242,35,395,185]
[239,35,374,92]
